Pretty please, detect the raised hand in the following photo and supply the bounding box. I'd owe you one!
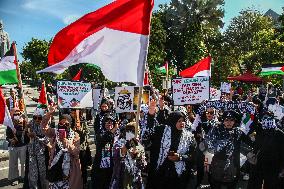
[149,99,157,115]
[158,95,165,110]
[48,105,57,115]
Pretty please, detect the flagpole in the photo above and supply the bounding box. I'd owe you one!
[166,60,169,89]
[43,80,48,108]
[12,41,28,118]
[135,39,152,138]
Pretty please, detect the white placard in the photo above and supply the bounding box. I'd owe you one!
[92,89,102,110]
[210,88,221,100]
[268,104,284,120]
[172,77,210,105]
[57,81,92,108]
[220,82,231,93]
[115,87,135,113]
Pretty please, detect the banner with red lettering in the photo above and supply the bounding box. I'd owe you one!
[57,80,92,108]
[172,77,210,105]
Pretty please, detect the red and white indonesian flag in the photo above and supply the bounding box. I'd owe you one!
[37,0,154,86]
[180,56,211,78]
[0,87,14,129]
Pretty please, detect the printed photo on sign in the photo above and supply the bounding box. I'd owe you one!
[115,87,135,113]
[133,87,150,110]
[57,81,92,108]
[172,77,210,105]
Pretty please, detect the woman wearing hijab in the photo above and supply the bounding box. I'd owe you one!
[146,102,197,189]
[92,114,118,189]
[110,122,147,189]
[247,111,284,189]
[193,107,218,188]
[26,108,49,189]
[41,106,83,189]
[205,110,252,189]
[94,98,111,144]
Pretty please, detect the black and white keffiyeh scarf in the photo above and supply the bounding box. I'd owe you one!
[50,128,75,177]
[156,126,194,176]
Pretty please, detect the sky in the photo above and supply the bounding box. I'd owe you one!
[0,0,283,61]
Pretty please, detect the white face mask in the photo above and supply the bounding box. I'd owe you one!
[126,132,135,141]
[13,115,20,120]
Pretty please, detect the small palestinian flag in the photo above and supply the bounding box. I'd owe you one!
[260,64,284,76]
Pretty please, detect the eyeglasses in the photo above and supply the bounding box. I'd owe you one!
[206,111,214,115]
[33,116,42,120]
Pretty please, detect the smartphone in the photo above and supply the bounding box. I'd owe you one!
[59,129,66,138]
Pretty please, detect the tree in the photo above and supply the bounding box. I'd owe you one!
[147,10,167,89]
[20,38,53,84]
[223,9,274,73]
[161,0,224,71]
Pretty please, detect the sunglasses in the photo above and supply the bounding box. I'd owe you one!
[206,111,214,115]
[33,116,42,120]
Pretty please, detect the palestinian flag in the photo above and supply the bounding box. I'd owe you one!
[157,61,168,74]
[240,113,254,134]
[260,64,284,76]
[0,44,18,85]
[0,87,14,129]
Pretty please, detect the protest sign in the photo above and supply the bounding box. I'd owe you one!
[133,88,150,110]
[92,89,102,110]
[210,88,221,100]
[57,81,92,108]
[115,86,150,113]
[268,104,284,120]
[220,82,231,93]
[172,77,210,105]
[115,87,135,113]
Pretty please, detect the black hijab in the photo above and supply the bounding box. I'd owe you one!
[166,111,185,151]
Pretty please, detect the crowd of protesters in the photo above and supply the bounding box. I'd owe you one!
[4,83,284,189]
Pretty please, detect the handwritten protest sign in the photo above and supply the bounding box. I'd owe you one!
[172,77,210,105]
[57,81,92,108]
[210,88,221,100]
[220,82,231,93]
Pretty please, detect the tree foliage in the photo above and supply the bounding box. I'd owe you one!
[223,9,274,73]
[20,38,53,83]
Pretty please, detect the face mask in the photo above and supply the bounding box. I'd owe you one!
[126,132,135,141]
[13,115,20,120]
